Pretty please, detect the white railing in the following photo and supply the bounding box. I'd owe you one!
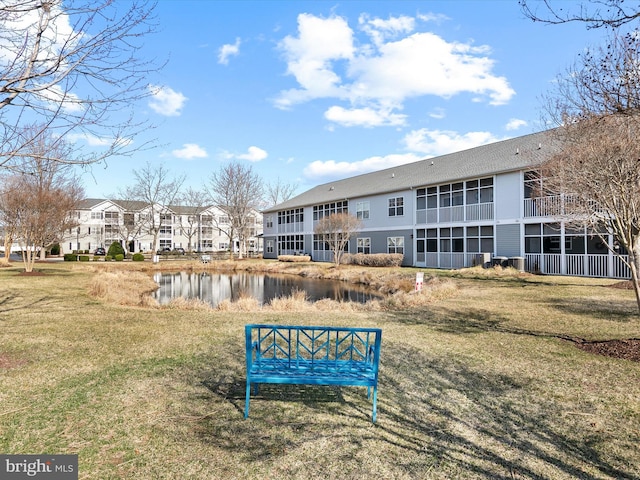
[278,222,305,233]
[525,253,630,278]
[465,203,494,221]
[416,202,494,225]
[438,206,465,223]
[524,196,562,217]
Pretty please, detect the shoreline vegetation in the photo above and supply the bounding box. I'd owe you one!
[84,258,520,311]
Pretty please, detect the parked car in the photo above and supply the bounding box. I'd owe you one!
[94,247,106,255]
[156,247,171,254]
[171,247,186,255]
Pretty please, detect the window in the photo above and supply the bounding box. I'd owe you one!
[219,242,229,250]
[387,237,404,254]
[313,201,348,220]
[451,182,464,206]
[416,189,426,210]
[266,216,273,228]
[357,237,371,254]
[524,171,542,199]
[278,208,304,224]
[279,235,304,252]
[105,211,119,222]
[160,214,173,225]
[91,212,103,220]
[266,240,274,254]
[440,228,464,252]
[466,177,494,204]
[388,197,404,217]
[201,215,213,225]
[356,201,370,220]
[466,225,494,253]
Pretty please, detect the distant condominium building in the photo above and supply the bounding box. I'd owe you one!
[262,130,630,279]
[62,198,263,254]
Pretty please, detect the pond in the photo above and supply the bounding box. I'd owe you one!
[152,272,382,307]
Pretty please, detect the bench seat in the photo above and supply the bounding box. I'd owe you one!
[245,324,382,422]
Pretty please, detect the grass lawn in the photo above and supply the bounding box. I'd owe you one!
[0,261,639,479]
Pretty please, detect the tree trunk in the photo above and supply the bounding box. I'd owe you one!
[630,244,640,315]
[3,234,11,262]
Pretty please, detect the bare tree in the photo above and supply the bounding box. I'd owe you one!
[536,31,640,313]
[265,177,298,207]
[107,198,147,254]
[520,0,640,29]
[205,162,263,260]
[174,187,210,252]
[313,212,362,266]
[120,162,185,252]
[0,0,160,172]
[0,131,83,272]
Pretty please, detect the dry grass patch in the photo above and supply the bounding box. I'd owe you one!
[88,270,159,307]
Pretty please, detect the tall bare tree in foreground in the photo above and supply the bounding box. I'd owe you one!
[0,0,159,172]
[120,162,185,253]
[314,212,362,266]
[206,163,263,260]
[520,0,640,29]
[0,130,83,272]
[534,31,640,313]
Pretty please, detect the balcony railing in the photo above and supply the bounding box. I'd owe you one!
[416,202,494,225]
[525,253,630,278]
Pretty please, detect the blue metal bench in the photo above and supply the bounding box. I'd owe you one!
[245,324,382,422]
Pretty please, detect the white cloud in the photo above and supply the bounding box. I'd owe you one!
[505,118,528,131]
[417,12,450,24]
[218,37,241,65]
[429,107,446,119]
[172,143,208,159]
[275,13,515,126]
[238,146,268,162]
[275,13,354,109]
[358,14,415,46]
[303,153,421,181]
[220,146,268,162]
[148,85,187,116]
[324,105,406,127]
[66,132,114,147]
[403,129,505,156]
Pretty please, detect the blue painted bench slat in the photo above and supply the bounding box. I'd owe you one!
[244,324,382,422]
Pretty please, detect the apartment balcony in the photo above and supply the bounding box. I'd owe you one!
[416,203,494,224]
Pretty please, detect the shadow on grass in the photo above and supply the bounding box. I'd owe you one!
[193,341,638,479]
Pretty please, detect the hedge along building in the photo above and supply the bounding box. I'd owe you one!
[262,130,631,279]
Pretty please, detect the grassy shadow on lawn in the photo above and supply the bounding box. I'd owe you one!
[190,337,638,479]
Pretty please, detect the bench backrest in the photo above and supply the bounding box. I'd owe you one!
[246,324,382,367]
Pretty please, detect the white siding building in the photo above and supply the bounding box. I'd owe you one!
[62,199,262,254]
[262,130,630,279]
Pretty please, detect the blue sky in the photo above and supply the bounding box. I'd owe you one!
[79,0,608,201]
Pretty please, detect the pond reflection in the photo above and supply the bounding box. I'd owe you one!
[152,272,381,307]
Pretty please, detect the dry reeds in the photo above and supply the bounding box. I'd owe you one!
[88,270,159,307]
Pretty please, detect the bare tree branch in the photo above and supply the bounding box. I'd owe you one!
[205,162,263,260]
[0,0,161,172]
[520,0,640,29]
[539,30,640,313]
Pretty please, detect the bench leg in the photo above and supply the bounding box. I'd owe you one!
[372,386,378,423]
[244,381,251,419]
